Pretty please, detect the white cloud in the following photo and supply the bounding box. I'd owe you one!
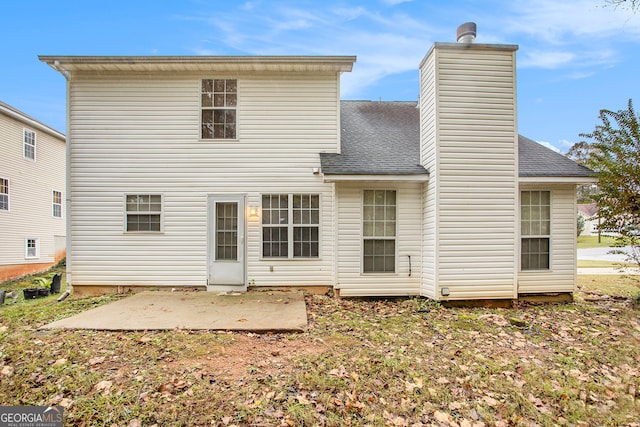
[381,0,414,5]
[519,50,576,69]
[536,140,562,153]
[503,0,640,44]
[558,139,576,150]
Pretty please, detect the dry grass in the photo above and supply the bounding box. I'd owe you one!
[1,270,639,426]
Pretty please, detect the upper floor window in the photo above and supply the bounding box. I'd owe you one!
[52,190,62,218]
[201,79,237,139]
[363,190,397,273]
[24,129,36,160]
[262,194,320,258]
[521,190,551,270]
[125,194,162,232]
[0,178,8,211]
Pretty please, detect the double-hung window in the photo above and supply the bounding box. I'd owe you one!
[25,238,38,259]
[0,178,8,211]
[52,190,62,218]
[262,194,319,258]
[521,190,551,270]
[125,194,162,232]
[363,190,396,273]
[201,79,237,139]
[24,129,36,160]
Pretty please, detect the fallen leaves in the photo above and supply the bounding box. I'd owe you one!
[1,365,14,377]
[94,380,113,395]
[0,290,638,426]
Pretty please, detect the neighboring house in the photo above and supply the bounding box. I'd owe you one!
[40,25,596,300]
[0,101,66,281]
[577,203,598,236]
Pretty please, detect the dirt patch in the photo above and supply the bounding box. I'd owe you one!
[167,333,328,382]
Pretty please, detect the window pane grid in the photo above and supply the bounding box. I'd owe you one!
[202,79,237,139]
[26,239,37,258]
[126,194,161,232]
[263,227,288,257]
[53,190,62,218]
[262,194,319,258]
[0,178,8,210]
[363,240,396,273]
[24,129,35,160]
[215,202,238,261]
[521,237,550,270]
[363,190,396,273]
[521,191,551,270]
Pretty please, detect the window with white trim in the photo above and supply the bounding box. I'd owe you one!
[0,178,8,211]
[52,190,62,218]
[125,194,162,232]
[363,190,396,273]
[24,129,36,160]
[262,194,319,258]
[521,190,551,270]
[201,79,237,139]
[25,238,38,259]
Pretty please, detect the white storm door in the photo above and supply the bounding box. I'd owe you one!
[208,195,245,287]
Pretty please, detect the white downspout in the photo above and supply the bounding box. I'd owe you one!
[52,61,73,292]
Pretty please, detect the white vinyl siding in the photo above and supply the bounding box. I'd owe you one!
[419,44,518,300]
[0,107,66,269]
[518,185,577,294]
[67,72,339,288]
[419,51,437,299]
[335,182,422,296]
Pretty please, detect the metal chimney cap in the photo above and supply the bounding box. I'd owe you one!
[456,22,477,43]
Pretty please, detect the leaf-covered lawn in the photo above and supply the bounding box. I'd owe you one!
[0,276,639,426]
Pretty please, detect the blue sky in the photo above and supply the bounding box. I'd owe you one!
[1,0,639,153]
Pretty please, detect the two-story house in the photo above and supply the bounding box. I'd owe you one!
[0,101,66,281]
[40,24,595,300]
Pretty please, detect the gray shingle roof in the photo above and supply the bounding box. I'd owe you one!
[320,100,595,179]
[320,101,427,175]
[518,134,594,177]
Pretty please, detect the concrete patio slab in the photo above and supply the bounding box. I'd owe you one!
[42,290,308,332]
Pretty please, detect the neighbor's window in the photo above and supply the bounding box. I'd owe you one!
[52,190,62,218]
[262,194,319,258]
[126,194,162,232]
[201,79,237,139]
[0,178,8,211]
[24,129,36,160]
[25,238,38,259]
[363,190,396,273]
[521,190,551,270]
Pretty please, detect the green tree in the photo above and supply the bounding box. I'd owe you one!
[580,99,640,271]
[577,210,585,237]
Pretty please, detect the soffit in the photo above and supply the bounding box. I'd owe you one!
[39,56,356,74]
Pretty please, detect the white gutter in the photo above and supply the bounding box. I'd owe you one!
[323,174,430,183]
[519,176,598,184]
